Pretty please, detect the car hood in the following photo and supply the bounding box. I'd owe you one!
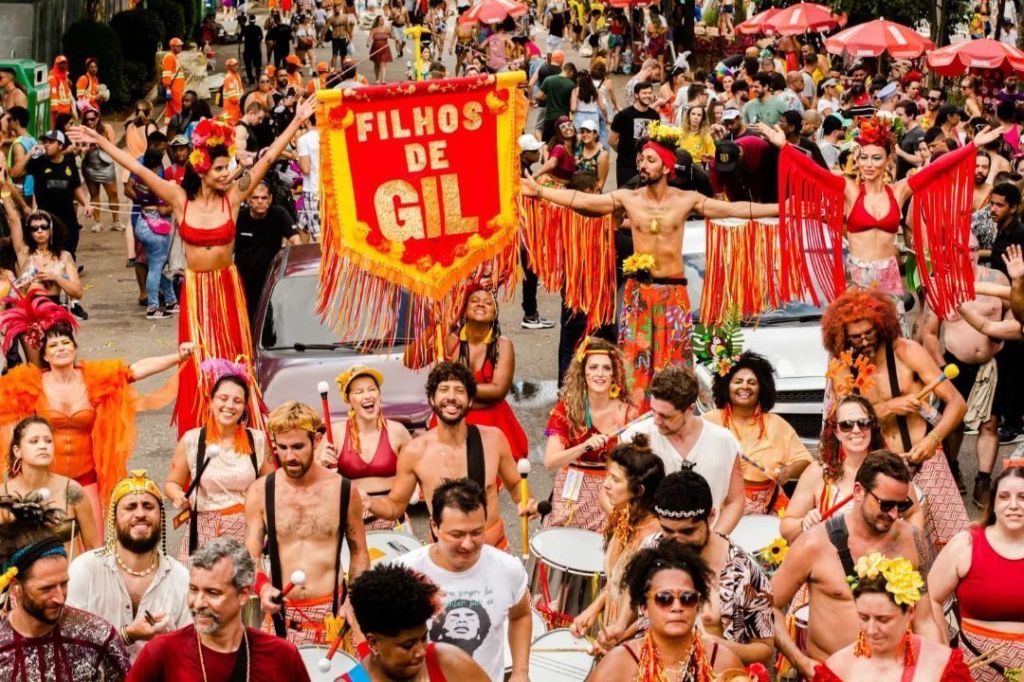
[257,351,433,428]
[743,323,828,388]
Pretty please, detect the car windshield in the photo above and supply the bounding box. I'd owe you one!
[683,254,824,325]
[260,274,411,350]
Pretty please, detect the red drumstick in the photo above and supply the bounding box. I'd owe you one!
[821,494,854,520]
[317,381,333,446]
[318,623,351,672]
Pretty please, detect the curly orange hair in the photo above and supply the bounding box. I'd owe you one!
[821,290,901,357]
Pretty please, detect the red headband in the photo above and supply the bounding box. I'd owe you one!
[642,141,676,179]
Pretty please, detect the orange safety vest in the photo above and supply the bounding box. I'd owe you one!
[222,71,244,124]
[48,71,73,114]
[76,74,100,111]
[162,52,187,118]
[306,74,329,95]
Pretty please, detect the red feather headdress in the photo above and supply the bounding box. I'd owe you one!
[0,292,78,354]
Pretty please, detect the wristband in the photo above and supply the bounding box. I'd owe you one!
[356,641,372,660]
[255,571,270,596]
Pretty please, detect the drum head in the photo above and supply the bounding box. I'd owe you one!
[504,608,548,671]
[530,528,605,575]
[529,629,594,682]
[728,514,781,555]
[342,530,424,570]
[297,645,357,681]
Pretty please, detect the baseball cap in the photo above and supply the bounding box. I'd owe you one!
[550,50,565,66]
[40,130,66,145]
[225,58,239,68]
[316,61,329,73]
[822,78,837,88]
[877,82,899,101]
[518,134,543,152]
[714,140,740,173]
[169,37,184,47]
[673,149,694,175]
[169,135,190,147]
[721,108,741,122]
[579,119,599,132]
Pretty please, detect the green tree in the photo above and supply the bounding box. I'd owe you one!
[62,20,127,106]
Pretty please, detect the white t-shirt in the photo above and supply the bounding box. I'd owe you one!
[621,417,740,521]
[398,545,528,681]
[296,128,320,193]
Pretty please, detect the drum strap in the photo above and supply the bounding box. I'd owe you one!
[825,514,856,578]
[466,424,485,490]
[265,472,287,638]
[189,428,257,555]
[884,342,914,454]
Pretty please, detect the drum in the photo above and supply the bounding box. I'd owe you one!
[504,608,548,675]
[528,528,606,628]
[341,530,424,571]
[729,514,781,556]
[794,604,810,654]
[297,645,358,681]
[528,629,594,682]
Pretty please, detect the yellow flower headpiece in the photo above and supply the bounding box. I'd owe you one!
[848,552,923,607]
[335,365,384,397]
[0,566,18,592]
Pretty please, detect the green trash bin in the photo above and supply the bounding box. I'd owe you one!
[0,59,50,139]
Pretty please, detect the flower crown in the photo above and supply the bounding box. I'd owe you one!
[188,118,237,174]
[847,552,924,607]
[645,121,683,150]
[692,308,744,376]
[853,115,903,150]
[200,357,251,384]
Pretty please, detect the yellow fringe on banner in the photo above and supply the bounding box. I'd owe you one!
[519,196,616,331]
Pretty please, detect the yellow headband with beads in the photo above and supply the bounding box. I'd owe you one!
[109,470,162,509]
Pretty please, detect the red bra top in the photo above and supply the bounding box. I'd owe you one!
[847,185,901,234]
[956,526,1024,622]
[179,196,236,247]
[338,423,399,479]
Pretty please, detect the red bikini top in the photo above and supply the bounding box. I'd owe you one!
[337,423,398,479]
[179,196,236,247]
[847,185,901,235]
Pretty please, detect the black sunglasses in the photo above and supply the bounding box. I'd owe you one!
[649,590,700,608]
[29,222,51,232]
[868,490,914,514]
[927,96,941,101]
[836,418,873,433]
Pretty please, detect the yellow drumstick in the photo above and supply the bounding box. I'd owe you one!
[914,364,959,401]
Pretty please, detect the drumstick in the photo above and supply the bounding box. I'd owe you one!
[271,570,307,604]
[318,622,352,671]
[583,411,654,452]
[183,445,222,499]
[739,453,780,484]
[967,639,1010,669]
[914,364,959,401]
[517,459,531,562]
[821,493,854,520]
[317,381,334,446]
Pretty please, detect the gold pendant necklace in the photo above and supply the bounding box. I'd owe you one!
[116,549,158,577]
[649,216,660,234]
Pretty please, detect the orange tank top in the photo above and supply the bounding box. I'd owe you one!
[41,407,97,480]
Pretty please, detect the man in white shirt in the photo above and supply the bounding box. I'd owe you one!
[296,116,321,239]
[397,478,532,682]
[621,365,745,533]
[816,78,841,117]
[67,471,191,660]
[817,114,846,171]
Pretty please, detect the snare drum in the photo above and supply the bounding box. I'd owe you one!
[729,514,781,556]
[528,528,606,628]
[504,608,548,675]
[529,629,594,682]
[342,530,424,571]
[794,604,810,654]
[297,645,358,681]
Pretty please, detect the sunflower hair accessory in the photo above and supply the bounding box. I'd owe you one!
[847,552,924,607]
[692,308,744,376]
[644,122,683,149]
[188,118,237,174]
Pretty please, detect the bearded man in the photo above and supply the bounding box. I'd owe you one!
[68,470,191,660]
[520,134,779,401]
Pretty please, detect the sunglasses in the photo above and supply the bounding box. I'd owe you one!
[868,489,914,514]
[29,223,51,232]
[836,418,873,433]
[649,590,700,609]
[847,328,877,344]
[927,96,941,102]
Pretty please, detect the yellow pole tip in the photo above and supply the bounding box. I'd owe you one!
[944,364,959,379]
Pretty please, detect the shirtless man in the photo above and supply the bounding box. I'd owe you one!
[328,4,356,70]
[974,151,993,211]
[245,401,370,645]
[922,232,1010,505]
[0,68,28,113]
[451,16,476,76]
[362,362,535,549]
[520,138,778,400]
[822,289,968,549]
[771,450,941,679]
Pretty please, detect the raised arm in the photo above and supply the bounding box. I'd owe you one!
[67,124,184,209]
[238,97,316,204]
[129,343,193,381]
[521,172,618,215]
[1002,244,1024,323]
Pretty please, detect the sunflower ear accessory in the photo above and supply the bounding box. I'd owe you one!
[692,307,743,376]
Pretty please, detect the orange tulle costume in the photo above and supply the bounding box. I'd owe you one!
[0,361,138,510]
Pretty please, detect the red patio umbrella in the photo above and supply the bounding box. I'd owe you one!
[824,19,935,59]
[457,0,528,25]
[736,7,781,35]
[926,38,1024,76]
[764,2,843,36]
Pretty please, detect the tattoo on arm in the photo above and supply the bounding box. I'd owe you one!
[912,527,934,593]
[238,169,253,193]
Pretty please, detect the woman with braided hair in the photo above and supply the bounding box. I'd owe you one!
[437,285,528,461]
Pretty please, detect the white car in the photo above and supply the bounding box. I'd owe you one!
[681,219,829,445]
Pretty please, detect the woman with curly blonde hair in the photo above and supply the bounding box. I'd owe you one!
[543,337,639,531]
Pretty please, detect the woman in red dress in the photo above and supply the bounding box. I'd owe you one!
[812,553,971,682]
[440,286,528,461]
[68,98,315,436]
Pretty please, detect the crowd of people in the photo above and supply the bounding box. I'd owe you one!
[0,0,1023,680]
